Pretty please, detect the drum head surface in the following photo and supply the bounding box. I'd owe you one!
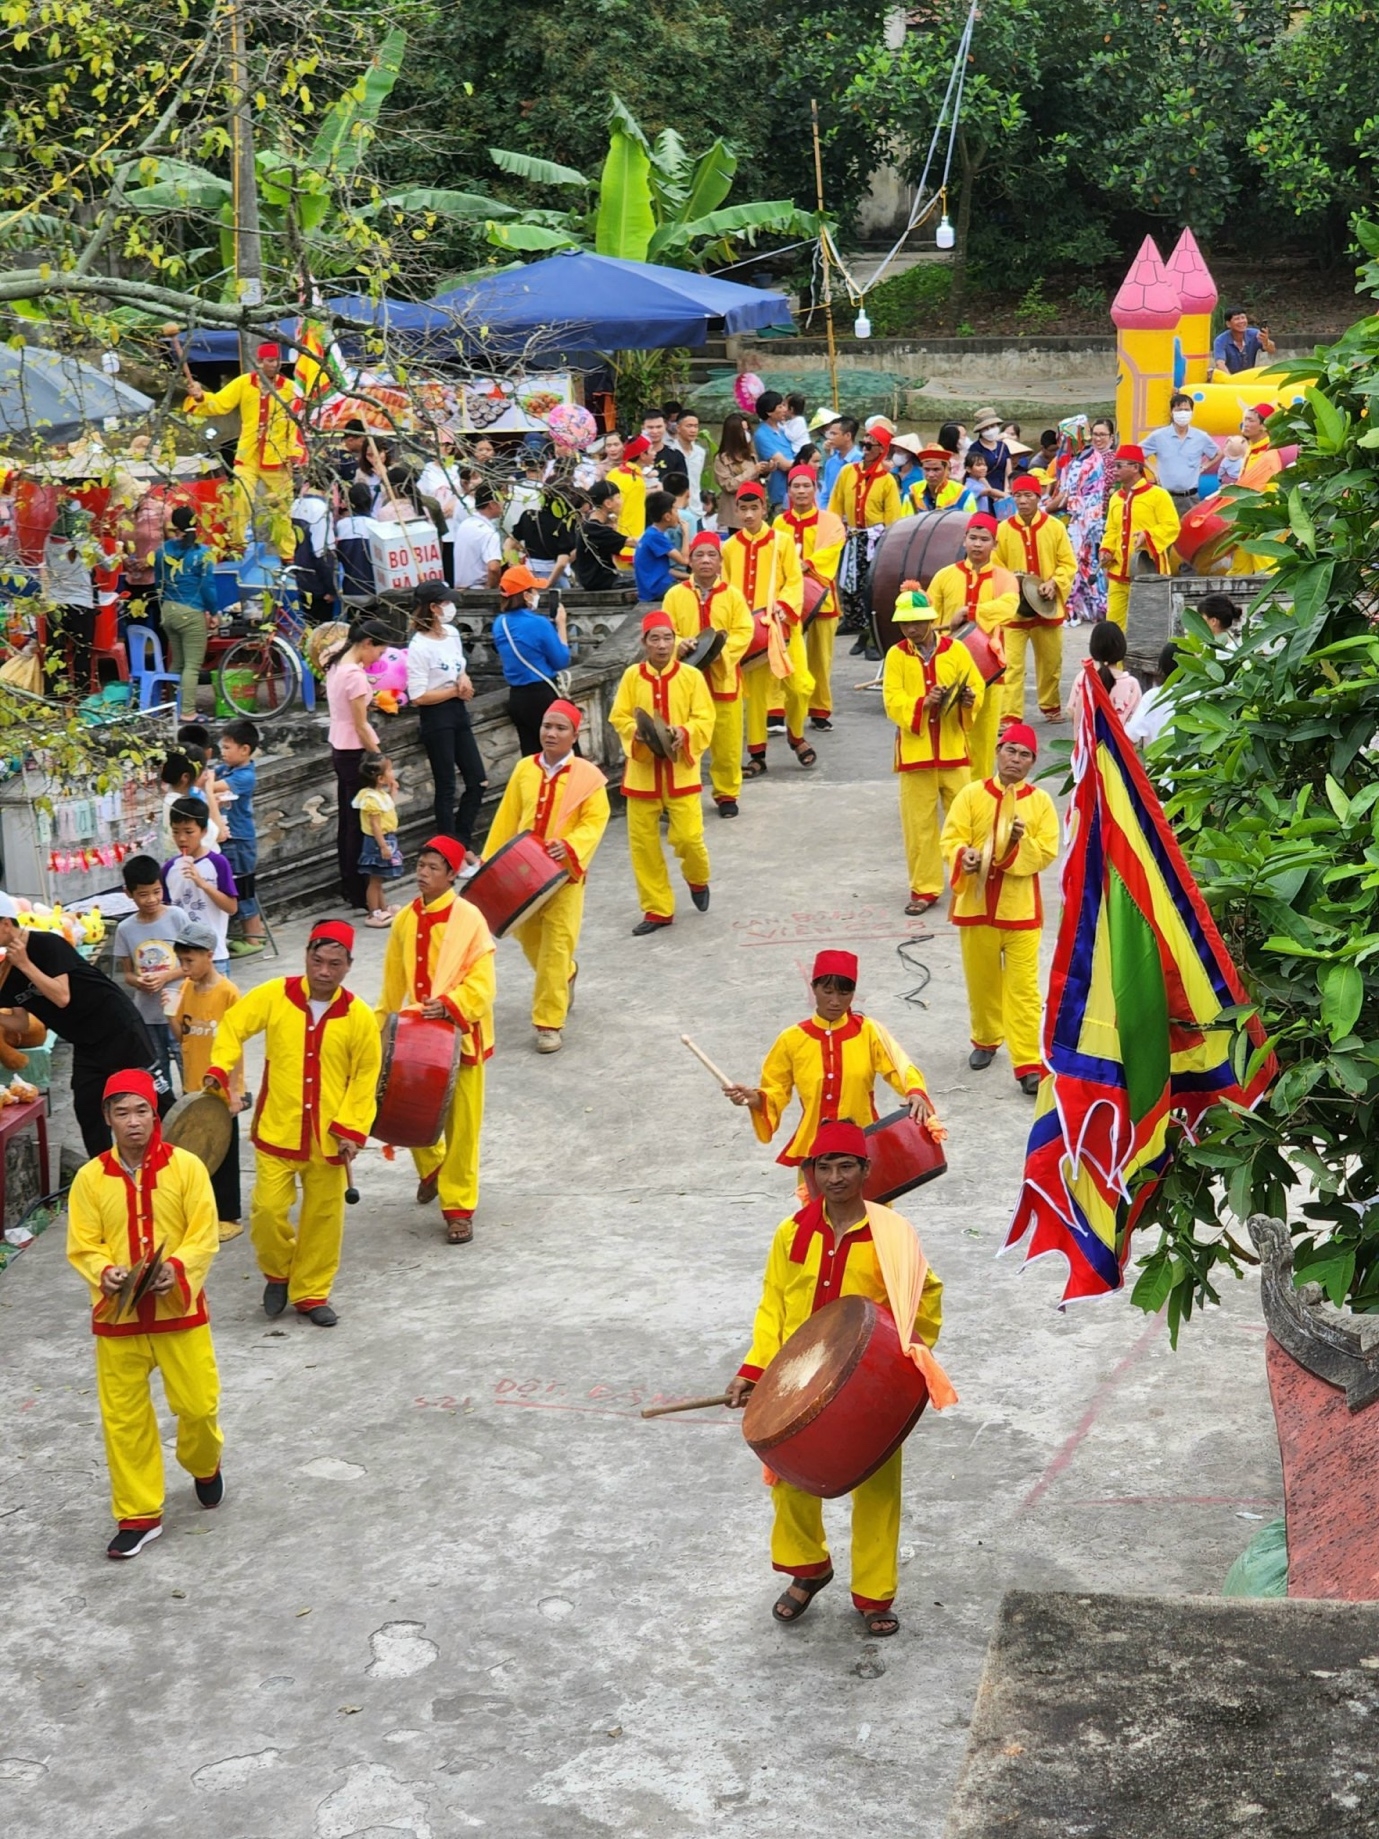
[742,1295,873,1449]
[163,1090,234,1175]
[463,832,568,937]
[871,511,971,652]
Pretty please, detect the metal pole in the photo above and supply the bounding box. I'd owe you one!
[227,0,264,369]
[810,98,840,413]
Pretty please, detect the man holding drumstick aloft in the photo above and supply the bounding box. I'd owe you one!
[727,1119,952,1637]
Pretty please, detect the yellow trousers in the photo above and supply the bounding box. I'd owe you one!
[959,925,1044,1076]
[1002,622,1064,719]
[746,628,814,749]
[771,1447,903,1611]
[511,882,583,1029]
[413,1057,485,1215]
[899,767,971,901]
[626,794,710,922]
[95,1324,222,1525]
[250,1141,348,1308]
[806,617,837,720]
[707,697,744,804]
[968,680,1004,782]
[1106,579,1130,632]
[227,462,296,555]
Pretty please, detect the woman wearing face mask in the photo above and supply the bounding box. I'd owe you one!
[406,579,487,858]
[1057,419,1117,625]
[1142,393,1221,517]
[492,564,572,755]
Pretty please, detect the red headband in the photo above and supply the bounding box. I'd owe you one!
[1001,721,1038,758]
[545,697,582,732]
[735,482,766,502]
[787,465,818,484]
[641,611,673,634]
[808,1120,869,1161]
[421,835,465,872]
[622,435,651,460]
[309,919,355,953]
[102,1068,159,1108]
[967,513,999,535]
[1114,444,1145,464]
[256,342,281,361]
[866,428,893,453]
[1251,402,1276,420]
[812,949,858,984]
[688,531,722,554]
[1011,476,1042,495]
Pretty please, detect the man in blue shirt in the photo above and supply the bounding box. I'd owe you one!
[752,392,796,510]
[1141,394,1222,509]
[1212,307,1276,376]
[633,490,686,602]
[819,414,862,502]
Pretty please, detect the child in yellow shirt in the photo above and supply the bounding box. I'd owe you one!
[353,753,404,927]
[171,922,243,1240]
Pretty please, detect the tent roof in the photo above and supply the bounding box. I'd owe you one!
[0,346,154,444]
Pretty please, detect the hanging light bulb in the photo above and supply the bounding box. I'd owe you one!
[854,306,872,339]
[935,214,955,251]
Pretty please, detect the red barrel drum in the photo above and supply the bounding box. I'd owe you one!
[741,608,773,668]
[950,618,1006,685]
[800,572,832,630]
[374,1010,462,1149]
[868,510,971,651]
[462,831,568,938]
[742,1295,929,1497]
[802,1107,947,1205]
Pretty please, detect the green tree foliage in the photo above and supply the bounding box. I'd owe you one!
[1132,224,1379,1334]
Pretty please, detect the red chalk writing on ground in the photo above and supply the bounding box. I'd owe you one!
[733,909,927,947]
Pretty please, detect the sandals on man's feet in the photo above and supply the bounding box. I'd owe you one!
[444,1213,474,1244]
[772,1569,834,1623]
[861,1607,899,1637]
[789,740,818,768]
[744,757,768,779]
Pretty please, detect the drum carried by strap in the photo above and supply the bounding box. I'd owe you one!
[162,1090,234,1175]
[802,1108,947,1205]
[951,618,1006,685]
[800,572,832,631]
[741,608,774,668]
[683,626,726,675]
[742,1294,930,1497]
[462,831,569,938]
[374,1010,462,1149]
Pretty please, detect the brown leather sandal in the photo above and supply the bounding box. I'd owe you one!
[861,1607,899,1637]
[772,1569,834,1623]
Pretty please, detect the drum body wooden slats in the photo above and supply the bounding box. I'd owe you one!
[684,626,726,675]
[800,573,831,630]
[742,1295,929,1498]
[869,510,971,652]
[461,830,568,938]
[374,1011,462,1149]
[802,1108,947,1205]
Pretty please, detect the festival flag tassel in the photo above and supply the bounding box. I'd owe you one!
[1006,661,1277,1304]
[293,305,351,405]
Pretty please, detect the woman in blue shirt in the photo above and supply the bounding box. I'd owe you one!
[153,505,220,718]
[492,564,573,755]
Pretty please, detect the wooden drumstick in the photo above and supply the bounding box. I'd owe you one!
[680,1034,738,1090]
[640,1392,731,1419]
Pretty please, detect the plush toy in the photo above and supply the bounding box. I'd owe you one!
[365,647,410,708]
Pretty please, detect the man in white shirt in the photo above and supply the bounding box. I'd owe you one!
[1141,395,1221,514]
[450,489,504,591]
[668,410,709,515]
[417,431,474,542]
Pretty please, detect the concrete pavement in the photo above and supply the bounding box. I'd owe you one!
[0,626,1281,1838]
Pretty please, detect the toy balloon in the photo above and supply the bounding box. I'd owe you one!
[734,372,765,413]
[546,402,598,453]
[365,646,410,704]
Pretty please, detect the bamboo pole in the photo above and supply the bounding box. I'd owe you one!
[810,99,840,414]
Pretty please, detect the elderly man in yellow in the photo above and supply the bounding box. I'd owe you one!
[774,464,846,734]
[205,921,381,1324]
[377,837,495,1243]
[881,586,985,916]
[183,341,305,552]
[664,533,753,818]
[726,1119,955,1637]
[940,723,1060,1096]
[66,1068,223,1561]
[995,475,1077,724]
[927,513,1019,782]
[724,949,937,1166]
[722,484,812,774]
[1099,444,1181,631]
[482,701,608,1053]
[610,611,716,935]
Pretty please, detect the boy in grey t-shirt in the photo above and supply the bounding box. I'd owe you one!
[113,853,190,1089]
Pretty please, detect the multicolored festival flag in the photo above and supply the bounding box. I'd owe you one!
[1006,662,1276,1304]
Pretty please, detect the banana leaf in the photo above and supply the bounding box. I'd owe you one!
[488,148,589,187]
[123,162,231,213]
[648,201,821,261]
[382,188,517,221]
[308,27,407,175]
[595,132,656,262]
[672,140,737,228]
[606,95,653,157]
[484,222,584,252]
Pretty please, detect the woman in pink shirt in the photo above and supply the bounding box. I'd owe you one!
[1067,620,1143,728]
[324,619,390,909]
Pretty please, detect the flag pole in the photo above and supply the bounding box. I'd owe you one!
[810,99,840,414]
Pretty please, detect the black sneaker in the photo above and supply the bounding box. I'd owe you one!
[195,1470,224,1509]
[304,1304,338,1327]
[1019,1072,1043,1096]
[631,917,671,936]
[968,1047,997,1071]
[107,1523,162,1560]
[691,887,711,913]
[263,1280,288,1318]
[717,800,739,818]
[810,717,833,732]
[766,716,786,735]
[849,636,868,656]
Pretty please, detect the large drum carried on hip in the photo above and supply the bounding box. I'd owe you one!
[742,1294,929,1497]
[462,830,568,938]
[868,510,971,651]
[802,1108,947,1205]
[374,1011,462,1149]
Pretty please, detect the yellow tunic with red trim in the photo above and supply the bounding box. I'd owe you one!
[608,462,647,561]
[1101,482,1181,582]
[774,507,845,618]
[377,890,495,1065]
[882,634,985,770]
[721,526,803,618]
[940,778,1061,929]
[737,1197,943,1380]
[753,1010,929,1165]
[609,659,716,799]
[906,477,968,514]
[995,510,1077,624]
[183,372,306,471]
[208,975,382,1161]
[67,1141,218,1337]
[663,579,755,700]
[484,755,610,881]
[828,461,902,529]
[926,560,1021,637]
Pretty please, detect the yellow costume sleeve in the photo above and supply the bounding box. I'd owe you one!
[66,1162,116,1291]
[207,978,275,1084]
[1144,486,1182,560]
[443,945,496,1032]
[875,473,903,525]
[866,1017,928,1102]
[183,374,250,420]
[916,1266,943,1349]
[940,781,982,875]
[882,643,921,733]
[721,586,755,671]
[1047,519,1077,600]
[482,767,527,859]
[927,565,964,628]
[740,1223,793,1376]
[753,1029,796,1144]
[826,468,850,520]
[328,1002,384,1145]
[559,784,610,879]
[165,1150,219,1305]
[994,524,1025,577]
[1100,492,1124,559]
[998,788,1061,878]
[976,573,1021,634]
[809,526,845,582]
[662,584,698,646]
[609,664,641,756]
[774,532,803,619]
[681,667,717,762]
[377,908,415,1019]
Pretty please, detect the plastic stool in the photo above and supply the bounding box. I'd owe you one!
[126,626,183,711]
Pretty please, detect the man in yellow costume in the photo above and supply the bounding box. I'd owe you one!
[906,445,974,514]
[995,475,1076,723]
[1099,444,1180,632]
[482,701,609,1052]
[377,838,495,1242]
[724,948,939,1162]
[721,483,811,775]
[881,586,985,916]
[664,533,755,817]
[206,921,381,1321]
[927,513,1019,781]
[829,424,902,653]
[607,433,650,566]
[940,723,1060,1095]
[609,612,716,935]
[727,1119,955,1637]
[67,1068,223,1561]
[184,341,306,552]
[774,464,846,733]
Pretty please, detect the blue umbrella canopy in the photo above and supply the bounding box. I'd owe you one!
[0,346,154,443]
[177,294,455,365]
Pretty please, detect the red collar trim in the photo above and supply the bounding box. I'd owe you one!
[283,975,354,1023]
[639,660,681,685]
[799,1012,863,1045]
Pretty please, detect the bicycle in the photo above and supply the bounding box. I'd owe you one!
[214,574,315,720]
